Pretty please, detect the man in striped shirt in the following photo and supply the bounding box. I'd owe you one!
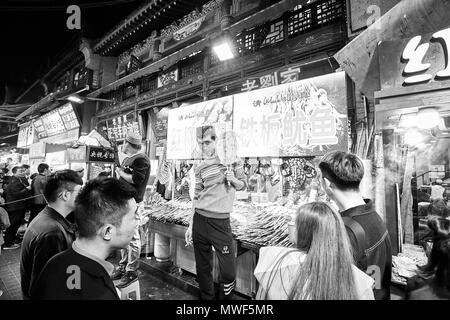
[185,125,246,300]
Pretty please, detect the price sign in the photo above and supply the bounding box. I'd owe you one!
[33,118,48,139]
[41,110,65,137]
[58,103,80,131]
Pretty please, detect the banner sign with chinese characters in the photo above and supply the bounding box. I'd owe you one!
[103,112,141,141]
[379,27,450,89]
[167,96,233,160]
[233,72,348,157]
[241,65,301,92]
[87,146,116,163]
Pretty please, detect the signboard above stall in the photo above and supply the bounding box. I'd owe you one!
[88,146,116,163]
[17,121,36,148]
[379,27,450,90]
[167,96,233,159]
[33,103,80,139]
[167,72,348,159]
[99,112,141,142]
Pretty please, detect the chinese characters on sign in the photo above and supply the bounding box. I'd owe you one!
[103,112,141,141]
[17,122,36,148]
[241,65,301,92]
[58,103,80,130]
[402,27,450,84]
[234,72,348,157]
[88,147,116,163]
[167,97,233,160]
[158,68,179,88]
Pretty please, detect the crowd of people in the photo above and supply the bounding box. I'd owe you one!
[0,128,449,300]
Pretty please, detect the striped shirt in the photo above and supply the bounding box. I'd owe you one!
[194,156,246,218]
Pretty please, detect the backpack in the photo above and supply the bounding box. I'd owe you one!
[342,216,368,270]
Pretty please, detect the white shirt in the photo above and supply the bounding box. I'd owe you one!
[431,185,445,200]
[254,246,374,300]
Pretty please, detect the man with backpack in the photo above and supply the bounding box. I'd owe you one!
[318,151,392,300]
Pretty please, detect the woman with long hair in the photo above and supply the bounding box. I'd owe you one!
[254,202,374,300]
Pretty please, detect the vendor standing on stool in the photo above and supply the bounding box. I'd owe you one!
[112,131,151,288]
[185,126,247,300]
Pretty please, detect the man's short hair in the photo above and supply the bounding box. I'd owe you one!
[12,166,21,174]
[22,164,30,169]
[74,177,137,239]
[44,170,83,203]
[37,163,49,174]
[319,151,364,191]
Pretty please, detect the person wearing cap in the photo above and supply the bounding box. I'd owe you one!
[112,131,151,288]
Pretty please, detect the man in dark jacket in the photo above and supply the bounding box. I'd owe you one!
[29,163,50,223]
[20,170,82,299]
[319,151,392,300]
[112,132,151,288]
[2,166,31,249]
[31,177,138,300]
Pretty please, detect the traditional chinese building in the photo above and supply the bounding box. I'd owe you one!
[87,0,354,158]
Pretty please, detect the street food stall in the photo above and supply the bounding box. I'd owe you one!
[373,27,450,292]
[141,71,350,297]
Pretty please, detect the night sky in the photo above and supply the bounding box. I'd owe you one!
[0,0,144,103]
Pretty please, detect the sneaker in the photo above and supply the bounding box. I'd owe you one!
[2,243,21,250]
[116,271,138,288]
[111,266,126,281]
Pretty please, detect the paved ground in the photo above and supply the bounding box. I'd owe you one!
[0,245,196,300]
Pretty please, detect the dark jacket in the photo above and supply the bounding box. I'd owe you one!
[121,153,151,203]
[31,174,48,205]
[406,274,450,300]
[31,247,119,300]
[20,206,76,298]
[341,199,392,300]
[4,176,31,212]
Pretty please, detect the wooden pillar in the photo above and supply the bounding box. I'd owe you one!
[382,129,399,255]
[220,0,233,29]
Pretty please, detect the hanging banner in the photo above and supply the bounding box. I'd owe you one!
[29,141,46,159]
[167,96,233,159]
[233,72,349,157]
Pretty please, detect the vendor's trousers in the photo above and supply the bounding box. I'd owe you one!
[192,212,236,300]
[119,203,143,272]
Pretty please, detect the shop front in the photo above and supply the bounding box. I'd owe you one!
[140,71,350,298]
[374,27,450,288]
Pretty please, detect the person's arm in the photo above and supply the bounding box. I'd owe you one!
[28,233,66,297]
[117,158,150,185]
[226,162,247,191]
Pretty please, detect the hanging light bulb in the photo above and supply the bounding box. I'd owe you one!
[417,107,441,129]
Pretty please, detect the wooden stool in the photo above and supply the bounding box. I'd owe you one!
[116,280,141,300]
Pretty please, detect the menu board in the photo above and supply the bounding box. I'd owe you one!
[58,103,80,130]
[42,110,66,136]
[33,103,80,139]
[33,118,48,139]
[17,122,36,148]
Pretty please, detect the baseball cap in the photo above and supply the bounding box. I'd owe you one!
[72,164,84,172]
[125,131,142,145]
